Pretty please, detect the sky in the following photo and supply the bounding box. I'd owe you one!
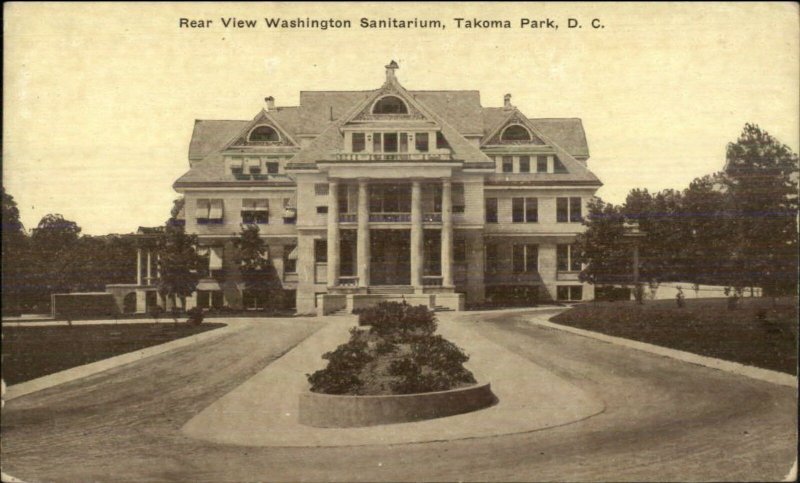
[4,2,798,235]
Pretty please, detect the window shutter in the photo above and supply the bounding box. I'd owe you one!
[209,200,224,220]
[196,200,210,219]
[209,246,224,270]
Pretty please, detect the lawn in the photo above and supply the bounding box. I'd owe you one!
[550,297,798,375]
[1,322,226,385]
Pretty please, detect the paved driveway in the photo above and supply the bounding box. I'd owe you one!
[1,311,796,481]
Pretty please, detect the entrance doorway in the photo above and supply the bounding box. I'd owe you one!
[370,229,410,285]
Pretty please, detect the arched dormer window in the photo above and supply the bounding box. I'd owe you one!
[249,125,280,142]
[372,95,408,115]
[500,124,532,142]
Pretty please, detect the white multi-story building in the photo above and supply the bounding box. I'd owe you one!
[160,61,601,315]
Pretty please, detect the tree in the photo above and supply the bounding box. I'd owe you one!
[167,196,185,228]
[27,214,83,309]
[576,197,631,284]
[156,224,202,310]
[232,224,282,309]
[2,188,29,313]
[723,124,799,295]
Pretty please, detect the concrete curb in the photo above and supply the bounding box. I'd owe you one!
[530,318,798,389]
[5,323,245,401]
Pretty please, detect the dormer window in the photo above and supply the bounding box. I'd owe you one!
[248,125,280,142]
[501,124,532,142]
[372,95,408,114]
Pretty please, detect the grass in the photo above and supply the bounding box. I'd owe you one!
[1,322,226,385]
[550,297,798,375]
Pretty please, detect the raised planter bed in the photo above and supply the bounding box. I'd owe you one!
[299,382,496,428]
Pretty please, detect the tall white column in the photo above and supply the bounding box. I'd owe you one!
[146,250,152,285]
[327,179,340,288]
[410,180,423,290]
[441,178,454,287]
[136,248,142,286]
[357,178,370,288]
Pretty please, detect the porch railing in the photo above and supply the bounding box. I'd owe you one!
[338,276,359,287]
[423,276,443,286]
[339,213,357,223]
[369,213,411,222]
[333,153,454,162]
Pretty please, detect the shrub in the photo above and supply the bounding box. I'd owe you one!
[186,307,204,325]
[149,305,165,323]
[388,335,476,394]
[359,301,436,342]
[310,304,476,395]
[307,329,373,394]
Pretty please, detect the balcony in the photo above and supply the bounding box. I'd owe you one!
[339,213,357,223]
[369,213,411,223]
[423,213,442,223]
[333,152,454,162]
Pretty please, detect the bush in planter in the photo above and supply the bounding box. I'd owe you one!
[309,303,476,395]
[186,307,205,326]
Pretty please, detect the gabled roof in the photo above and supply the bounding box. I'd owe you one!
[481,107,590,158]
[189,120,249,160]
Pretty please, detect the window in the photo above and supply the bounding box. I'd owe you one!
[241,199,269,224]
[266,162,279,174]
[433,184,442,213]
[557,244,582,271]
[512,197,538,223]
[452,183,465,214]
[557,286,583,301]
[249,125,279,142]
[502,156,513,173]
[570,197,583,222]
[485,243,499,272]
[512,198,524,223]
[352,133,366,152]
[338,184,349,214]
[284,244,297,273]
[373,96,408,114]
[197,290,224,309]
[526,197,538,222]
[315,183,329,196]
[373,132,382,152]
[513,244,539,273]
[283,198,296,225]
[399,133,409,152]
[454,239,467,262]
[383,132,398,153]
[316,206,328,215]
[314,240,327,263]
[196,199,223,224]
[485,198,498,223]
[247,158,261,174]
[557,197,582,223]
[554,157,568,173]
[501,125,532,142]
[537,155,548,173]
[519,156,530,173]
[415,132,429,152]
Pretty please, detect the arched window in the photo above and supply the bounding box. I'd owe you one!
[501,125,532,142]
[372,96,408,114]
[249,125,280,142]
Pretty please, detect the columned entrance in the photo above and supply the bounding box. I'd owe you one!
[370,230,410,285]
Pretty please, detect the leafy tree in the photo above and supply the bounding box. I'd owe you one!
[576,197,631,284]
[156,224,202,310]
[233,224,282,309]
[723,124,799,295]
[168,196,185,227]
[26,214,83,308]
[2,188,29,313]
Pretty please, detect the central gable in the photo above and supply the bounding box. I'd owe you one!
[484,111,546,146]
[349,84,429,123]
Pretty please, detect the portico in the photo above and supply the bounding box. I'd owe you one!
[324,176,456,296]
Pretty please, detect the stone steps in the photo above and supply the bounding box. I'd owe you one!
[367,286,414,295]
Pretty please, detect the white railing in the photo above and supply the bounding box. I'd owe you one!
[337,276,359,287]
[369,213,411,222]
[333,152,453,162]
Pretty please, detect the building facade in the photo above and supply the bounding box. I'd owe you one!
[171,61,602,315]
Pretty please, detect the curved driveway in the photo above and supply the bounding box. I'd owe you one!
[1,311,796,481]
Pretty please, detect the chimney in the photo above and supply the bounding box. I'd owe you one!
[503,93,512,109]
[385,60,399,81]
[265,96,275,111]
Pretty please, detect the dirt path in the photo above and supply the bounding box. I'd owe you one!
[1,312,796,481]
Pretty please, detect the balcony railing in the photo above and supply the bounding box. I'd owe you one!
[333,152,454,162]
[423,276,443,286]
[369,213,411,223]
[339,213,357,223]
[423,213,442,222]
[338,276,359,287]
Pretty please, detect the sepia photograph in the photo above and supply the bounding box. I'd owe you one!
[2,2,798,481]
